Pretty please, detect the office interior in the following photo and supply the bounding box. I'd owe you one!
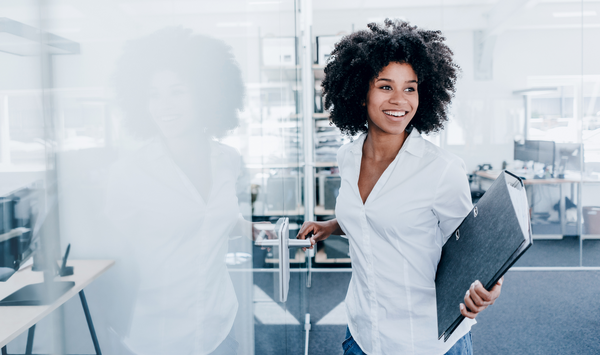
[0,0,599,354]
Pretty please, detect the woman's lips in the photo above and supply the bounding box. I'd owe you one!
[383,110,408,121]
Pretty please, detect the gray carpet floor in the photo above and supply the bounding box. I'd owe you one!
[255,269,600,354]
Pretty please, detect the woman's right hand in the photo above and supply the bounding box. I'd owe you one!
[296,219,340,251]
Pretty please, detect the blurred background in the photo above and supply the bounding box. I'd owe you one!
[0,0,598,354]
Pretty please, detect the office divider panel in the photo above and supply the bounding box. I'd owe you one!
[0,0,310,354]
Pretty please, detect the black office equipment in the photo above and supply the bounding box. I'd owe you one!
[59,243,74,276]
[324,175,341,210]
[0,280,76,306]
[0,191,31,281]
[555,143,583,177]
[0,197,15,234]
[0,231,23,281]
[514,140,555,171]
[0,183,75,306]
[0,240,76,306]
[435,170,532,341]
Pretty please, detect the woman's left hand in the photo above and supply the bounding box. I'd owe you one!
[460,276,503,319]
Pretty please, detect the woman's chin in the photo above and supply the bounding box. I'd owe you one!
[371,124,410,137]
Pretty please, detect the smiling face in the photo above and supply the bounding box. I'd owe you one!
[147,70,200,140]
[365,62,419,136]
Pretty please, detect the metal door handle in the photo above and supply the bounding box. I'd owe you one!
[254,217,310,302]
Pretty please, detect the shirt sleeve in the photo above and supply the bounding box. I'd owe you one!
[432,157,473,244]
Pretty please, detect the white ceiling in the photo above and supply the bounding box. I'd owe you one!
[0,0,598,43]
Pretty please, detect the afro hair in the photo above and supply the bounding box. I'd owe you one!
[321,19,460,136]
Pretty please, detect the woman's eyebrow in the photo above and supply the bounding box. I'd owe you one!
[375,78,418,83]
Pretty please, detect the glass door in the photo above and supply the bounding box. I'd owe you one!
[0,0,310,354]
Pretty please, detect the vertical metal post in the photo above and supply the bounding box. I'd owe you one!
[79,290,102,355]
[25,325,36,355]
[560,183,566,236]
[1,346,6,355]
[0,96,10,166]
[300,0,314,288]
[578,181,583,267]
[523,95,529,140]
[304,313,311,355]
[38,3,69,353]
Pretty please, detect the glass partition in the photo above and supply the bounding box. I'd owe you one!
[0,1,68,353]
[1,1,599,353]
[1,0,309,354]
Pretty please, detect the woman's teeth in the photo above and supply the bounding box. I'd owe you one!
[383,111,407,117]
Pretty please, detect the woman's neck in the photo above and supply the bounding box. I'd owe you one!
[163,131,211,162]
[364,128,408,162]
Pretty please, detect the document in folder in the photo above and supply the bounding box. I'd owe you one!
[435,170,532,342]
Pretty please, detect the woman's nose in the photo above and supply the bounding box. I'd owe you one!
[390,93,407,105]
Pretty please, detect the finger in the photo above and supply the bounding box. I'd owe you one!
[296,223,307,239]
[302,233,317,251]
[487,279,503,302]
[297,222,312,238]
[469,282,490,306]
[491,276,504,292]
[488,282,502,297]
[472,280,494,303]
[460,303,477,319]
[464,290,486,313]
[296,223,314,240]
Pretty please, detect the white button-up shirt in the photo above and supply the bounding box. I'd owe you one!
[106,139,242,355]
[335,129,476,355]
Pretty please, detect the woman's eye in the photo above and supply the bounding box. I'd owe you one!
[404,87,416,92]
[380,85,392,91]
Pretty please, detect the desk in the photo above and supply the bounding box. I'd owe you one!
[475,171,583,185]
[475,171,594,238]
[0,260,114,354]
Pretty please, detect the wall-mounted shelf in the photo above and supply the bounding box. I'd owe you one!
[246,161,336,169]
[314,205,335,216]
[315,248,350,264]
[246,162,302,169]
[255,207,305,217]
[265,248,306,264]
[289,112,330,120]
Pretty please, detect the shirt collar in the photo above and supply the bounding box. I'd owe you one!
[350,128,424,158]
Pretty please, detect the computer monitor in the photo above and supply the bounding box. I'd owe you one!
[555,143,583,174]
[514,140,555,172]
[0,183,75,306]
[0,184,40,281]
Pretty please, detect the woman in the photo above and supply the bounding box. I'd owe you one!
[105,27,254,355]
[296,20,503,355]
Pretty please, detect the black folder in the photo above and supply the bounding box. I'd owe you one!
[435,170,532,341]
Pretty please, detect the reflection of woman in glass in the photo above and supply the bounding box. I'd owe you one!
[297,20,503,355]
[106,27,250,355]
